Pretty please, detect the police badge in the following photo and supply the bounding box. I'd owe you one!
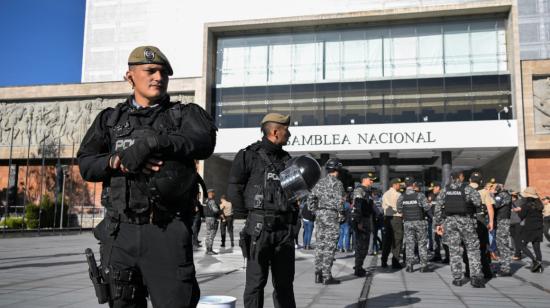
[144,48,155,62]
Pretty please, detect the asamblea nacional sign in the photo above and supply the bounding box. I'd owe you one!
[215,120,518,154]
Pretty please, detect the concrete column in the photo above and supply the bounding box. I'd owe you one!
[380,152,390,192]
[441,151,452,186]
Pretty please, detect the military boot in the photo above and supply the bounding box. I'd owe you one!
[470,276,486,288]
[354,267,367,277]
[452,278,465,287]
[323,277,341,285]
[391,258,403,269]
[315,271,323,284]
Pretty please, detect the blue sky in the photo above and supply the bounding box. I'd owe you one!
[0,0,86,87]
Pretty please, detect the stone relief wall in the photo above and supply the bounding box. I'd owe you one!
[0,94,193,158]
[533,76,550,134]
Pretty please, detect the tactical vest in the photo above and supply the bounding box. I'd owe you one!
[105,101,197,215]
[495,192,512,220]
[245,144,292,212]
[204,199,220,217]
[401,192,424,221]
[353,186,373,218]
[443,183,474,216]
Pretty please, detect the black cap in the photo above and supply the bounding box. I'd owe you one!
[469,171,482,184]
[404,176,415,186]
[451,169,464,180]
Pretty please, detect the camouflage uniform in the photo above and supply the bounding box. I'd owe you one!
[352,185,373,271]
[204,198,220,251]
[397,187,431,269]
[435,180,482,281]
[494,190,513,273]
[308,174,345,280]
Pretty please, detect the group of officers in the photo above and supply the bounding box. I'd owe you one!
[77,45,527,308]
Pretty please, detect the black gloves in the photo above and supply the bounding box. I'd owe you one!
[118,136,159,173]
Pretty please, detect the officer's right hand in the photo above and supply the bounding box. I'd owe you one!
[436,225,444,236]
[109,154,129,173]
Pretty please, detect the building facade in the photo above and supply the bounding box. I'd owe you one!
[2,0,550,220]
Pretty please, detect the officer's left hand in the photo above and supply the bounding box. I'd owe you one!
[142,158,163,174]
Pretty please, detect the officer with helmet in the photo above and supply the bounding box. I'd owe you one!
[227,113,321,308]
[308,158,345,285]
[78,46,216,307]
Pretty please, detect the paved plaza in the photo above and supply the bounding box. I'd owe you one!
[1,220,550,307]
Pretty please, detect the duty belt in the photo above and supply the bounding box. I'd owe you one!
[107,209,186,225]
[249,212,293,231]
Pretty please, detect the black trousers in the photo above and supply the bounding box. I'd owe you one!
[192,214,202,246]
[510,223,523,257]
[98,218,200,308]
[243,222,296,308]
[464,219,492,278]
[521,241,542,262]
[220,216,234,245]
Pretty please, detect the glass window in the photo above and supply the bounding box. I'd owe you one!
[216,87,244,128]
[444,23,470,74]
[220,46,246,87]
[267,84,291,115]
[341,82,366,124]
[417,24,443,75]
[243,86,268,127]
[420,98,445,122]
[246,45,268,85]
[497,21,507,72]
[291,84,319,126]
[324,41,341,81]
[269,44,292,84]
[292,42,318,83]
[316,83,341,125]
[391,99,419,123]
[471,21,498,72]
[385,26,417,77]
[341,30,366,81]
[366,80,391,124]
[365,29,384,78]
[445,98,472,121]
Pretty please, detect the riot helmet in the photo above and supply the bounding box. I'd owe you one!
[325,158,343,172]
[279,155,321,201]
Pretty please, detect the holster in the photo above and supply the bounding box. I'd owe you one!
[239,229,251,259]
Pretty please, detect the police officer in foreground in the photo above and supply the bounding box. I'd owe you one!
[78,46,216,307]
[204,189,221,255]
[227,113,296,308]
[308,158,345,285]
[352,172,376,277]
[397,177,431,272]
[435,170,485,288]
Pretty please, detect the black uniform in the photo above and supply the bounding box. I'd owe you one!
[227,137,296,308]
[352,185,374,274]
[78,96,215,308]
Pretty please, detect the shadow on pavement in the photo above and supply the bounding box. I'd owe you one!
[352,290,420,308]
